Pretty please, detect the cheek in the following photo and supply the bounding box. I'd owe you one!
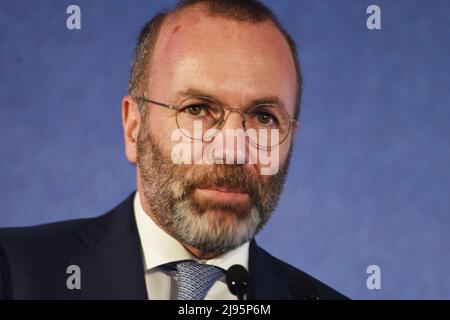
[146,112,179,152]
[252,142,291,177]
[279,143,291,166]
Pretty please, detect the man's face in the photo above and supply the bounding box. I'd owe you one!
[128,9,298,255]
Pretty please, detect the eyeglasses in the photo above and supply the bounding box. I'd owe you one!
[132,95,298,148]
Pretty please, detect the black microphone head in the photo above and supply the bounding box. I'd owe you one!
[226,264,249,298]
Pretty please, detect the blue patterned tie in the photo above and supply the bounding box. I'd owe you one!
[175,260,224,300]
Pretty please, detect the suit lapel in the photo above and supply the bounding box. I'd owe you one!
[72,193,148,299]
[248,240,295,300]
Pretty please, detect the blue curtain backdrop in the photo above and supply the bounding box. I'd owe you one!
[1,0,449,299]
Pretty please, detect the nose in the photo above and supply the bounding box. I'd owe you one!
[218,109,246,130]
[213,111,249,165]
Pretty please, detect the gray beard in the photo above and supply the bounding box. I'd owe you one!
[136,122,292,255]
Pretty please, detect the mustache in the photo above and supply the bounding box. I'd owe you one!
[178,164,263,198]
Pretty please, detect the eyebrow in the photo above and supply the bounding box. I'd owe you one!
[175,88,287,111]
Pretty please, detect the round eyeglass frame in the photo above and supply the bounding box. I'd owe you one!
[133,95,298,149]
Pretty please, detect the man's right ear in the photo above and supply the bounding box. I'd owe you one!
[122,96,141,164]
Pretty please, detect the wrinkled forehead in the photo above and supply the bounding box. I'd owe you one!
[149,7,297,115]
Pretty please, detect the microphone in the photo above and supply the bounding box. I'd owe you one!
[226,264,249,300]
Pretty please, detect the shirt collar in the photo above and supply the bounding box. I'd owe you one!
[133,192,249,272]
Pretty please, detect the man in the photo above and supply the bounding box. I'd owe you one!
[0,0,347,299]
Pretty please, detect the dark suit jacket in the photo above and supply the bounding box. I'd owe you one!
[0,193,347,300]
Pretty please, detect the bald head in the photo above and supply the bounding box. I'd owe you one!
[128,0,302,119]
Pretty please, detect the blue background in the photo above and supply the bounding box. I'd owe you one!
[1,0,449,299]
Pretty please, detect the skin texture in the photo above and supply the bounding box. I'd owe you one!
[121,5,298,259]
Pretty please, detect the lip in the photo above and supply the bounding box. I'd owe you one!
[202,186,246,193]
[196,187,249,202]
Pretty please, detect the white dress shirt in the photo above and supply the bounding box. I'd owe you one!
[133,192,249,300]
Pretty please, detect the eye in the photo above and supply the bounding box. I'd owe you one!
[255,111,276,125]
[184,104,209,117]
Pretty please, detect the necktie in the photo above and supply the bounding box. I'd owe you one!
[175,260,224,300]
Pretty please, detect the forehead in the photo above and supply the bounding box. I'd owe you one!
[149,7,297,114]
